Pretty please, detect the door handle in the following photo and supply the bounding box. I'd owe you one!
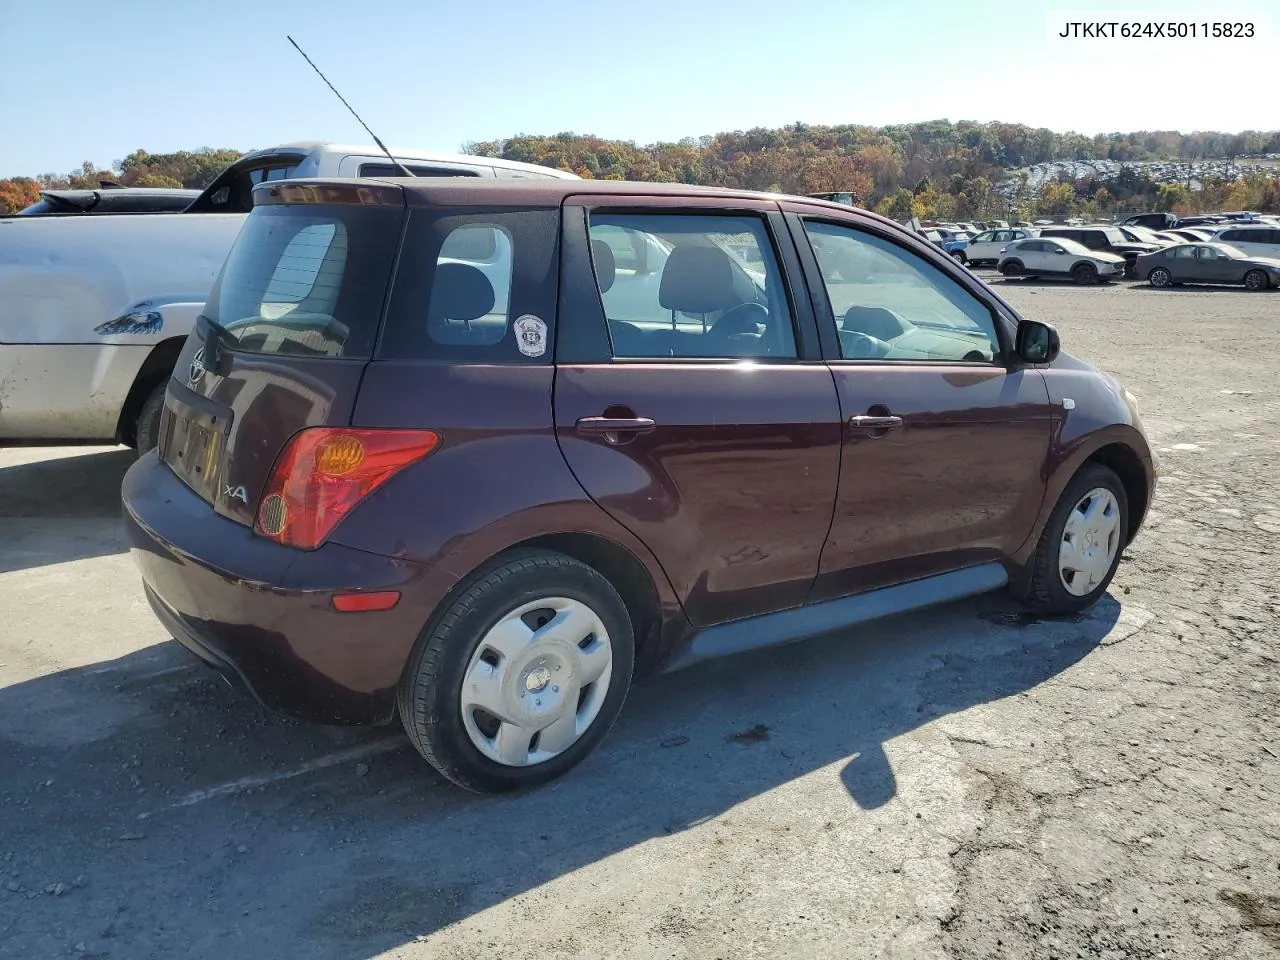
[576,416,657,444]
[849,414,903,434]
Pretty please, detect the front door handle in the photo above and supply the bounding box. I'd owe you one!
[576,416,657,444]
[849,414,903,435]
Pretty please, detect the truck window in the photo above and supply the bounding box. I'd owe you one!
[357,163,482,178]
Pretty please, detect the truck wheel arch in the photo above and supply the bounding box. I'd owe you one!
[115,336,186,447]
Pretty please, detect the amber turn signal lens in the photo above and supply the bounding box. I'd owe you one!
[315,435,365,476]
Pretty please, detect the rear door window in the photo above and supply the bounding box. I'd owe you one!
[204,201,404,358]
[585,213,797,360]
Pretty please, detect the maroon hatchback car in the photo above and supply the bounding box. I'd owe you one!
[122,177,1157,792]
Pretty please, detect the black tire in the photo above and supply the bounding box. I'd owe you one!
[1000,260,1023,277]
[1244,269,1269,291]
[397,550,635,793]
[951,249,967,264]
[134,382,168,456]
[1022,465,1129,615]
[1148,267,1172,289]
[1072,262,1099,285]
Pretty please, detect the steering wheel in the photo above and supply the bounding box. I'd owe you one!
[711,302,768,337]
[709,302,770,355]
[842,330,892,359]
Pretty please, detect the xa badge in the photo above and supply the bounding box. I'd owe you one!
[224,485,248,504]
[188,347,207,386]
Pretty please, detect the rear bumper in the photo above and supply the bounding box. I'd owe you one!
[122,451,456,725]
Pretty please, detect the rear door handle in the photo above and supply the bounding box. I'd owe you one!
[849,415,903,433]
[576,416,657,444]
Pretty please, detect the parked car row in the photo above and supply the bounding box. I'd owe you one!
[931,212,1280,290]
[989,234,1280,290]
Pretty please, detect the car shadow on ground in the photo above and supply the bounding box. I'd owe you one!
[0,447,133,573]
[0,591,1123,958]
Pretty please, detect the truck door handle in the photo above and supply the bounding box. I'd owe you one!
[849,414,903,434]
[576,416,656,444]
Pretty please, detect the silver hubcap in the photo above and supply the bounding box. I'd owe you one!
[1059,487,1122,596]
[461,597,613,767]
[1152,270,1168,287]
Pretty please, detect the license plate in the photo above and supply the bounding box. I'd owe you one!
[163,394,227,490]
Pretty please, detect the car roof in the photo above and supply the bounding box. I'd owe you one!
[234,141,580,179]
[257,176,890,215]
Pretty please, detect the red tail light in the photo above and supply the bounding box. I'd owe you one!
[255,428,440,549]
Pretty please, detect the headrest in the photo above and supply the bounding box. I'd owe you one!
[590,239,616,293]
[428,263,495,323]
[659,245,745,314]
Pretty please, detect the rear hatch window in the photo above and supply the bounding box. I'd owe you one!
[203,201,403,359]
[159,192,405,525]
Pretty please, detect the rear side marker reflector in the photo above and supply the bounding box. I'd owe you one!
[332,591,401,613]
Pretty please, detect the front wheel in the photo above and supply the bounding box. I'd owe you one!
[1244,269,1270,291]
[1148,267,1172,288]
[1000,260,1023,277]
[398,550,635,793]
[951,249,967,264]
[1022,465,1128,614]
[1072,262,1099,285]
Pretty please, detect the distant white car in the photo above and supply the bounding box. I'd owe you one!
[965,227,1038,267]
[997,237,1126,284]
[1207,224,1280,260]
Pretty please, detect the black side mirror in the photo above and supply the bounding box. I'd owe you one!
[1016,319,1060,364]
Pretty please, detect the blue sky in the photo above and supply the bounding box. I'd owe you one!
[0,0,1274,177]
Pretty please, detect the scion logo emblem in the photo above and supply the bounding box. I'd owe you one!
[188,347,207,386]
[224,485,248,504]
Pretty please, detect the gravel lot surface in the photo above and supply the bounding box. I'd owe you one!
[1,275,1278,959]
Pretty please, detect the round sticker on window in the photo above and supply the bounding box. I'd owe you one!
[514,314,548,358]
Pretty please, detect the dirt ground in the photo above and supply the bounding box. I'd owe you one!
[1,274,1278,959]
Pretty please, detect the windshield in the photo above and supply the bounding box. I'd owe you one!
[1129,226,1163,242]
[203,203,404,359]
[16,197,73,216]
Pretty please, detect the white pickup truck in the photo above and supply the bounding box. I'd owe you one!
[0,141,576,452]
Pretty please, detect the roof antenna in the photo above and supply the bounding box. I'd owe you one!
[286,35,415,178]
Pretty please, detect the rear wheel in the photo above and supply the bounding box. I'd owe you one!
[1244,269,1269,291]
[134,383,167,456]
[1072,262,1099,285]
[1148,267,1172,288]
[398,550,634,793]
[1001,260,1023,277]
[1023,465,1128,614]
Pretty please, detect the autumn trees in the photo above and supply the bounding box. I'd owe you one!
[0,148,242,213]
[3,123,1279,217]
